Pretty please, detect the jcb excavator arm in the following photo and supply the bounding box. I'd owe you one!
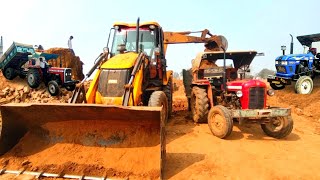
[163,29,228,54]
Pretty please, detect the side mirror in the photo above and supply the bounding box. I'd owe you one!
[103,47,109,53]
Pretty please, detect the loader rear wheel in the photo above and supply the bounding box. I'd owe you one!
[163,77,173,118]
[295,76,313,94]
[270,83,285,90]
[48,80,60,96]
[27,69,41,88]
[208,105,233,139]
[148,91,168,124]
[261,116,293,139]
[191,86,209,123]
[3,68,17,80]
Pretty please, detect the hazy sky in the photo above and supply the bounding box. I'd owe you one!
[1,0,319,75]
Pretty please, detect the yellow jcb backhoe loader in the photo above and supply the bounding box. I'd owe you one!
[0,18,227,179]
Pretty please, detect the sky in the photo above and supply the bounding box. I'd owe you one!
[0,0,319,76]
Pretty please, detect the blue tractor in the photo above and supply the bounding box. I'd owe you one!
[267,33,320,94]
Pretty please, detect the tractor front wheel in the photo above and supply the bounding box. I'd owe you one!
[261,116,293,139]
[208,105,233,139]
[295,76,313,94]
[65,84,76,91]
[48,80,60,96]
[148,91,168,124]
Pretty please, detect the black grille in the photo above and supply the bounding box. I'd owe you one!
[249,87,265,109]
[276,66,286,73]
[65,69,72,81]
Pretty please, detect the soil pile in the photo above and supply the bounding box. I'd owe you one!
[45,48,84,81]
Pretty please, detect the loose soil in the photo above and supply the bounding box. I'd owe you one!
[0,77,319,179]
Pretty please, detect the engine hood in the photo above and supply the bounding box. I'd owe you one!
[276,52,315,61]
[227,79,267,91]
[101,52,139,69]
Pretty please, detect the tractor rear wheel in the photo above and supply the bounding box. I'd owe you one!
[295,76,313,94]
[163,77,173,118]
[261,116,293,139]
[48,80,60,96]
[27,69,42,88]
[190,86,209,123]
[270,83,285,90]
[3,68,17,80]
[208,105,233,139]
[148,91,168,124]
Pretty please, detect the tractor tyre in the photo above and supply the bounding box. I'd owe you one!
[65,84,76,91]
[163,76,173,118]
[270,83,285,90]
[208,105,233,139]
[47,80,60,96]
[148,91,168,124]
[295,76,313,94]
[261,115,293,139]
[190,86,209,123]
[27,69,42,88]
[3,68,17,80]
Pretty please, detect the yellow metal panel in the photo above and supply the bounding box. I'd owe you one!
[86,69,101,103]
[101,52,138,69]
[163,70,173,85]
[113,21,161,28]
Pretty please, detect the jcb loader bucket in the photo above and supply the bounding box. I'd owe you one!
[0,103,165,179]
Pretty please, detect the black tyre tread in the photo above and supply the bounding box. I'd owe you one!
[163,77,173,118]
[48,81,60,96]
[295,76,313,94]
[148,91,168,124]
[208,105,233,139]
[270,83,285,90]
[191,86,209,123]
[261,116,294,139]
[27,69,42,88]
[3,68,17,80]
[182,69,192,97]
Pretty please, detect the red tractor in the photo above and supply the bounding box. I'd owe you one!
[26,53,79,96]
[183,51,293,139]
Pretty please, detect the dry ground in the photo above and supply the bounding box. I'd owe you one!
[0,78,319,179]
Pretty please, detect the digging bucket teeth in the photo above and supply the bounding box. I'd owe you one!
[0,103,166,179]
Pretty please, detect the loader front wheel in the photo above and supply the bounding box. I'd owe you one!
[191,86,209,123]
[208,105,233,139]
[148,91,168,124]
[48,80,60,96]
[295,76,313,94]
[27,69,42,88]
[261,116,293,139]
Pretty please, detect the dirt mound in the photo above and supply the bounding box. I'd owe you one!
[45,48,84,81]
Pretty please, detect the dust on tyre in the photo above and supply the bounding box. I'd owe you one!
[190,86,209,123]
[148,91,168,124]
[208,105,233,139]
[261,116,293,139]
[48,80,60,96]
[270,83,285,90]
[295,76,313,94]
[27,69,42,88]
[3,68,17,80]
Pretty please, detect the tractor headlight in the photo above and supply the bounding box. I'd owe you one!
[281,61,288,65]
[275,60,279,64]
[236,91,243,97]
[267,89,275,96]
